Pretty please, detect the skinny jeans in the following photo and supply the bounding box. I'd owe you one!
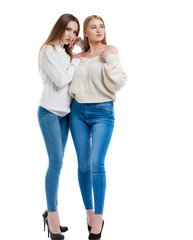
[69,99,114,214]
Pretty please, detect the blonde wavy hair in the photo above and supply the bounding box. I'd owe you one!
[83,15,107,52]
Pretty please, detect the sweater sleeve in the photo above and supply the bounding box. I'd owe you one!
[76,38,84,50]
[41,45,80,88]
[102,54,127,92]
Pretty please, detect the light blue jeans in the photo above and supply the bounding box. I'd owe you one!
[69,99,115,214]
[38,106,69,212]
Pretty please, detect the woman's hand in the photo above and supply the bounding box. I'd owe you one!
[100,45,118,59]
[73,52,85,59]
[69,37,81,48]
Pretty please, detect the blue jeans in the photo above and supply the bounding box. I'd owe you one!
[69,99,115,214]
[38,106,69,212]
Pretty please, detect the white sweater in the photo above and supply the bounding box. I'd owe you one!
[69,54,127,103]
[39,42,80,116]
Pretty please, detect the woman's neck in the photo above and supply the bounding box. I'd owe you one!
[87,41,105,54]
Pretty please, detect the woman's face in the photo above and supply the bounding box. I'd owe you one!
[84,18,105,42]
[61,21,79,45]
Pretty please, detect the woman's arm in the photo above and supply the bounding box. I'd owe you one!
[101,46,127,92]
[41,45,80,88]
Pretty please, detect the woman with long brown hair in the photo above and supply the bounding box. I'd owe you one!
[38,14,83,240]
[69,15,127,240]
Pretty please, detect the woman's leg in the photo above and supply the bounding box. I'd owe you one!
[69,110,93,212]
[56,114,69,224]
[56,114,69,207]
[91,120,114,215]
[38,106,68,233]
[89,102,115,234]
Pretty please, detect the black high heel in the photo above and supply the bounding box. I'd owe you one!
[46,219,64,240]
[88,221,104,240]
[43,210,68,233]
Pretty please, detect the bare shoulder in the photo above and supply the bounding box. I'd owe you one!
[105,45,118,54]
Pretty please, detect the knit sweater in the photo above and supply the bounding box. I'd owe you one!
[39,42,80,116]
[69,54,127,103]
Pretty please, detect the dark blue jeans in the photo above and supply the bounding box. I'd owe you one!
[69,99,115,214]
[38,106,69,212]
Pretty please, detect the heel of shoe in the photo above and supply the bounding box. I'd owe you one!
[89,221,104,240]
[43,210,48,231]
[46,219,64,240]
[48,227,50,238]
[44,218,46,232]
[46,219,50,238]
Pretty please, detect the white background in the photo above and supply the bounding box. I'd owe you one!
[0,0,193,239]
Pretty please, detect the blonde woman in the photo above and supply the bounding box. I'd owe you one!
[69,15,127,240]
[38,14,83,240]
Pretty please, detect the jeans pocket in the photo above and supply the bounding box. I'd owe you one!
[97,102,113,113]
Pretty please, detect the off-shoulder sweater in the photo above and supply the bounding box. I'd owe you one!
[69,54,127,103]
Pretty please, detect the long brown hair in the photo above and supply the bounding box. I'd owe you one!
[83,15,107,52]
[38,14,80,69]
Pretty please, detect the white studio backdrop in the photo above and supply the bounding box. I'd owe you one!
[0,0,193,239]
